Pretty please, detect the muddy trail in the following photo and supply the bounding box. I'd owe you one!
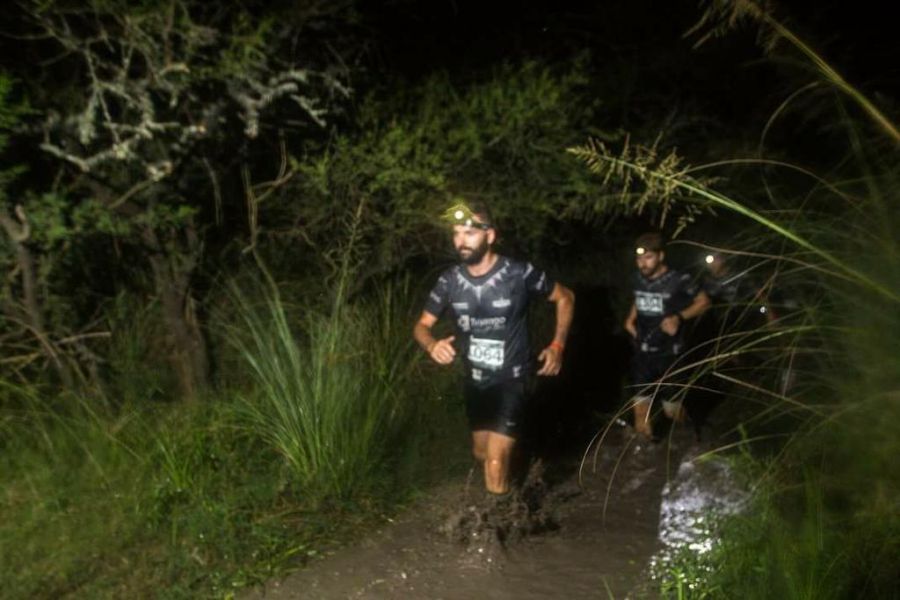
[246,288,732,599]
[245,423,710,600]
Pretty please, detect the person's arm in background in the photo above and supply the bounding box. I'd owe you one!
[660,290,710,336]
[624,302,638,339]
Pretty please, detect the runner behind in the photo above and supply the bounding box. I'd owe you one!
[702,250,800,394]
[702,251,775,333]
[623,232,710,438]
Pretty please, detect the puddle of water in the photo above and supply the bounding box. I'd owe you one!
[650,453,749,582]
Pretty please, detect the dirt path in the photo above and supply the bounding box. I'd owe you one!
[244,424,699,599]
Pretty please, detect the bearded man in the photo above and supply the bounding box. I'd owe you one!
[413,202,574,496]
[623,232,710,438]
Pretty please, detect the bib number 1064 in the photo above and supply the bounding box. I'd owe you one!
[468,338,504,369]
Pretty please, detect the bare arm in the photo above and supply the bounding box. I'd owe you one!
[624,303,638,339]
[413,311,456,365]
[660,290,711,335]
[537,283,575,376]
[681,290,710,320]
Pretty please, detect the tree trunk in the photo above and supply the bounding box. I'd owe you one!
[0,206,75,387]
[142,224,209,400]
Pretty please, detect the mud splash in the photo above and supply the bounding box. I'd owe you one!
[439,460,563,554]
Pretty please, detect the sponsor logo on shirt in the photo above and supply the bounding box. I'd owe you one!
[492,298,511,308]
[452,302,469,310]
[469,316,507,331]
[457,315,470,332]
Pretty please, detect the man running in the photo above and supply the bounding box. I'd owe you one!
[413,202,574,496]
[624,232,710,438]
[700,250,799,394]
[702,251,775,331]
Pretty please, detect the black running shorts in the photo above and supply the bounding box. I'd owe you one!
[631,352,681,403]
[464,378,527,437]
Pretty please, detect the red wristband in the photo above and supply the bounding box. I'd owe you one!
[549,340,565,353]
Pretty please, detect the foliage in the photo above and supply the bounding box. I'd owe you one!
[569,5,900,597]
[271,60,604,298]
[689,0,899,143]
[223,276,422,504]
[0,280,464,598]
[25,0,347,171]
[0,0,354,391]
[0,74,27,192]
[566,136,715,237]
[1,391,296,598]
[0,71,26,230]
[98,292,173,405]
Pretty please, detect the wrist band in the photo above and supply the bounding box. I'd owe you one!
[549,340,565,353]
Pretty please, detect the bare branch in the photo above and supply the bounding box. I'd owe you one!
[0,204,31,243]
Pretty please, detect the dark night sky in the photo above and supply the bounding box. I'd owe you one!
[1,0,896,166]
[361,0,899,85]
[357,0,899,146]
[3,0,896,130]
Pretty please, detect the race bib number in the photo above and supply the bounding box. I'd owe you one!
[468,337,505,370]
[635,291,665,315]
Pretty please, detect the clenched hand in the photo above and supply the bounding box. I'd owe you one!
[428,336,456,364]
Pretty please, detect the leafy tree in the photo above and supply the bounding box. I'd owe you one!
[5,0,352,397]
[273,61,606,300]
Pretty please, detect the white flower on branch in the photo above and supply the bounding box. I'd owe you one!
[146,161,173,181]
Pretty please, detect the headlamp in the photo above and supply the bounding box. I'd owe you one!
[443,202,491,230]
[705,254,715,264]
[635,246,646,256]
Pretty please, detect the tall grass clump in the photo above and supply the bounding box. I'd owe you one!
[224,274,422,506]
[570,5,900,595]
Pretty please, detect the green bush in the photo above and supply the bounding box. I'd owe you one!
[223,276,423,505]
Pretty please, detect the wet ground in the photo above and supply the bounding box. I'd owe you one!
[244,423,707,600]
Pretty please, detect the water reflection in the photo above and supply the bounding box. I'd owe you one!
[650,455,749,577]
